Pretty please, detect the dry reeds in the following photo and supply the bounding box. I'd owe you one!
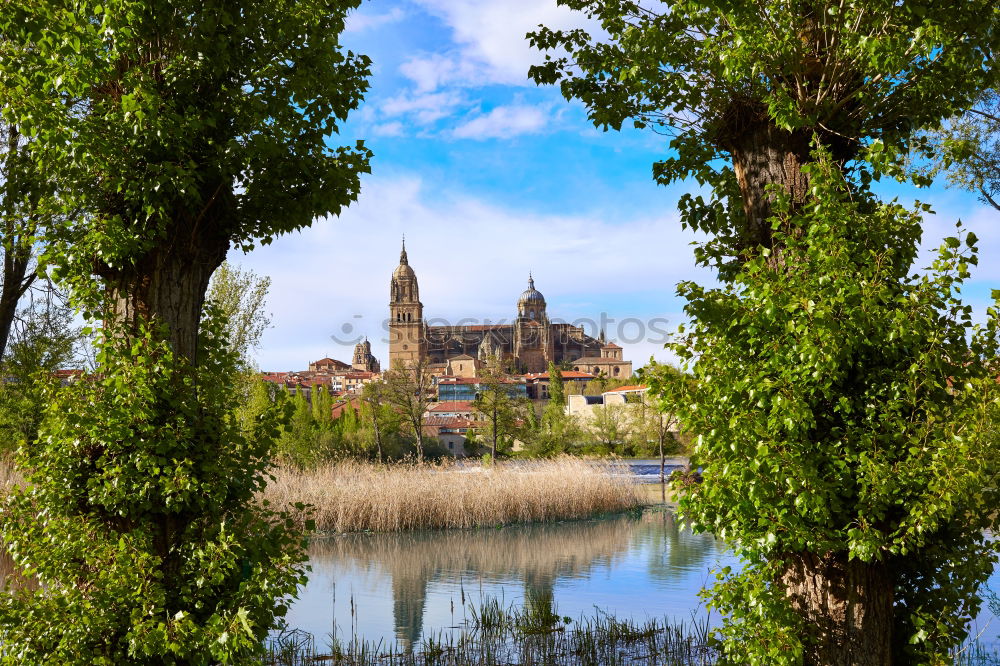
[263,457,641,533]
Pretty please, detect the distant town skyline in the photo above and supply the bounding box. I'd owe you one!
[239,0,999,373]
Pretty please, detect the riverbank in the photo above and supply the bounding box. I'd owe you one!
[263,457,643,533]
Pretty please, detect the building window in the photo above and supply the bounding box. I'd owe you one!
[613,367,620,376]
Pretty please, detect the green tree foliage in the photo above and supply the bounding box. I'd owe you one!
[529,0,1000,269]
[0,122,42,362]
[272,383,412,468]
[0,0,372,358]
[533,2,1000,659]
[634,366,685,480]
[919,89,1000,211]
[0,289,82,453]
[524,362,583,457]
[383,360,434,462]
[206,262,272,369]
[0,0,370,657]
[473,357,528,459]
[648,161,1000,663]
[585,403,632,454]
[0,311,308,663]
[358,380,403,463]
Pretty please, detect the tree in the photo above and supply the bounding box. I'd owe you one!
[311,385,333,427]
[383,359,434,462]
[531,2,1000,660]
[206,262,272,368]
[529,1,999,270]
[527,362,582,457]
[359,379,399,463]
[0,0,370,659]
[1,0,371,363]
[473,357,526,460]
[649,160,1000,664]
[0,122,45,363]
[919,89,1000,211]
[1,311,309,663]
[0,288,82,453]
[629,379,681,482]
[587,403,631,454]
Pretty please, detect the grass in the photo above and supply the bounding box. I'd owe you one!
[262,457,642,533]
[261,597,717,666]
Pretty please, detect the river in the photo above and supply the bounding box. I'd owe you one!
[283,460,1000,653]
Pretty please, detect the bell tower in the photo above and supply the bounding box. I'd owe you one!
[388,239,426,368]
[514,274,552,373]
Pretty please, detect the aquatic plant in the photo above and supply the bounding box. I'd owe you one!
[262,457,641,533]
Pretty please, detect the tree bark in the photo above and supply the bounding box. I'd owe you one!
[0,242,33,362]
[98,201,232,365]
[780,552,894,666]
[720,106,813,254]
[94,198,231,587]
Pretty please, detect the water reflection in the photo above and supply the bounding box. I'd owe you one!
[291,509,727,649]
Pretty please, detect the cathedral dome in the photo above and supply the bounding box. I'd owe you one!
[393,262,416,280]
[518,275,545,306]
[393,241,416,280]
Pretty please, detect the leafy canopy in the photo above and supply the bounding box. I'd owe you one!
[646,157,1000,662]
[0,0,371,303]
[0,311,308,663]
[529,0,999,258]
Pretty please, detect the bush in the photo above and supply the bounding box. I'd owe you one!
[0,312,308,663]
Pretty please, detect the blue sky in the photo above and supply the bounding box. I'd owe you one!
[239,0,1000,372]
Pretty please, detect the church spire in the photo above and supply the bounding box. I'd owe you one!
[400,236,408,265]
[528,271,534,290]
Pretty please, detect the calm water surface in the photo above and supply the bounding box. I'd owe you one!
[284,460,1000,651]
[285,508,732,650]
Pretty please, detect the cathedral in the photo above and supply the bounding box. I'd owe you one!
[388,242,632,376]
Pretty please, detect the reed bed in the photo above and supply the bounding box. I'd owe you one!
[263,457,642,533]
[262,600,716,666]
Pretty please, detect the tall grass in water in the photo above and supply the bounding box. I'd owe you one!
[261,598,716,666]
[263,457,641,533]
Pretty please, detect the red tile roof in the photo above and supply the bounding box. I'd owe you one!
[428,401,476,412]
[424,416,478,429]
[522,371,595,380]
[604,385,648,393]
[331,397,362,419]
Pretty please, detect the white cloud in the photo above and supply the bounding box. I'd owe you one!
[234,172,709,371]
[371,121,405,137]
[399,53,483,94]
[452,103,551,139]
[344,6,406,33]
[381,90,466,125]
[408,0,596,89]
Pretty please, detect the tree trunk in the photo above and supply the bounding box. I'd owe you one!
[372,410,383,463]
[0,242,34,362]
[780,552,894,666]
[95,207,230,583]
[99,212,231,365]
[724,113,812,254]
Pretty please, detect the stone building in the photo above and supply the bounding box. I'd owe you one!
[352,338,381,373]
[388,242,633,376]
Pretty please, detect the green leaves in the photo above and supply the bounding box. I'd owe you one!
[0,312,307,662]
[659,155,1000,661]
